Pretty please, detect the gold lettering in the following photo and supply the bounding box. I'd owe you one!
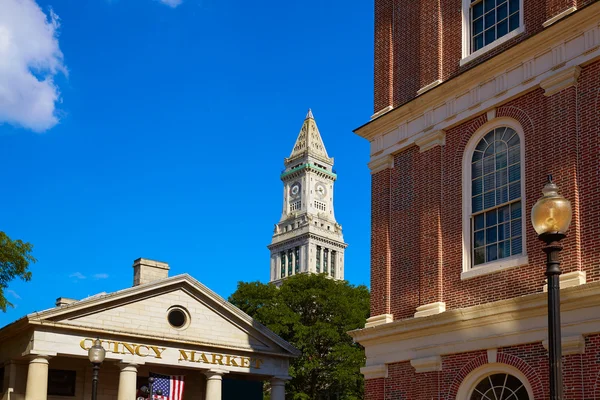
[79,338,93,351]
[240,357,251,368]
[107,341,120,354]
[121,342,136,355]
[225,355,238,367]
[212,353,224,365]
[253,358,264,369]
[179,350,194,361]
[199,353,210,364]
[135,345,149,357]
[149,346,166,359]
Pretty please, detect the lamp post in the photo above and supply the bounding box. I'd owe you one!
[148,376,155,399]
[531,175,572,400]
[87,338,106,400]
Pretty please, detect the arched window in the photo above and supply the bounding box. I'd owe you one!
[470,373,529,399]
[456,363,534,400]
[462,118,527,279]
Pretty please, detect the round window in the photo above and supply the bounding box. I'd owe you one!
[470,373,529,400]
[167,307,189,329]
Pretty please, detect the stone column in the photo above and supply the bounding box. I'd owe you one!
[204,370,227,400]
[117,363,138,400]
[270,378,286,400]
[24,356,50,400]
[291,250,296,275]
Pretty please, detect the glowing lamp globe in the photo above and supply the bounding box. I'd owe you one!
[531,177,572,236]
[88,339,106,364]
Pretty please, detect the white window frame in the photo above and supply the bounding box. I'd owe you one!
[461,0,525,66]
[456,363,535,399]
[461,117,528,280]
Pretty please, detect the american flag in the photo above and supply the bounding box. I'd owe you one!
[150,372,185,400]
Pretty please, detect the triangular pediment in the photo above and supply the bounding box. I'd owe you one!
[28,275,299,357]
[288,110,331,163]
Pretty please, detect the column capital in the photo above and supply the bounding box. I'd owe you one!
[117,362,139,372]
[205,369,228,380]
[270,376,291,384]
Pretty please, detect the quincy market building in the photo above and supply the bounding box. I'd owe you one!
[0,259,298,400]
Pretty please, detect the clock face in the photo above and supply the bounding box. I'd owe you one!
[290,182,301,197]
[315,182,327,198]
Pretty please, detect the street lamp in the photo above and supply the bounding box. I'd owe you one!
[531,175,572,400]
[87,338,106,400]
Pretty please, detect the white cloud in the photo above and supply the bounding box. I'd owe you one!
[93,273,109,280]
[159,0,183,7]
[69,272,86,280]
[6,289,21,300]
[0,0,66,132]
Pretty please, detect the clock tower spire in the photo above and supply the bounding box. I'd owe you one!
[268,110,348,285]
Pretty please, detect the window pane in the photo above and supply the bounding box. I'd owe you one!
[511,218,522,237]
[496,185,508,204]
[496,148,507,169]
[473,34,484,51]
[473,17,484,35]
[509,0,519,14]
[508,164,520,182]
[473,160,483,178]
[512,236,522,255]
[484,191,495,209]
[498,205,510,222]
[496,168,508,186]
[498,223,510,240]
[511,201,522,219]
[473,1,484,19]
[509,11,520,31]
[474,247,486,265]
[484,0,495,13]
[484,141,495,157]
[497,1,508,20]
[507,131,519,146]
[475,213,485,230]
[484,130,495,144]
[494,127,506,141]
[508,146,520,165]
[509,181,521,200]
[484,11,496,29]
[483,156,495,175]
[475,230,485,247]
[473,178,483,196]
[497,19,508,37]
[487,244,498,261]
[473,149,484,162]
[485,28,496,45]
[486,209,497,226]
[486,226,497,244]
[473,195,484,213]
[484,173,495,192]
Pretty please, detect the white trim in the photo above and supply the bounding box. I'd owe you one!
[461,0,525,65]
[371,106,393,121]
[456,363,535,400]
[543,6,577,28]
[542,334,585,355]
[543,270,586,292]
[461,117,528,279]
[417,79,443,96]
[410,356,442,373]
[487,348,497,363]
[368,155,394,174]
[360,364,388,380]
[539,65,581,96]
[414,130,446,152]
[414,302,446,318]
[365,314,394,328]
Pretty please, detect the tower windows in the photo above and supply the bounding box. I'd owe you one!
[290,201,301,211]
[295,247,300,273]
[323,249,329,274]
[288,249,293,276]
[316,246,321,273]
[280,252,286,278]
[331,251,336,277]
[314,201,326,211]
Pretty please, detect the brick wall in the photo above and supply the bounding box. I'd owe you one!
[373,0,599,112]
[368,59,600,319]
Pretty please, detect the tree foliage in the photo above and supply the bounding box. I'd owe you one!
[229,274,369,400]
[0,232,36,312]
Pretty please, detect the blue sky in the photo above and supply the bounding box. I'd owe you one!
[0,0,373,325]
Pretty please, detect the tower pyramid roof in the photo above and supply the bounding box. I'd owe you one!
[287,109,331,163]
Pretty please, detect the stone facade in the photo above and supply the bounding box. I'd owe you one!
[268,110,348,285]
[0,259,298,400]
[351,1,600,399]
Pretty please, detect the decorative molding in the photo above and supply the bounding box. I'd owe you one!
[417,79,442,96]
[539,65,581,96]
[542,335,585,355]
[495,73,507,96]
[551,42,567,69]
[414,302,446,318]
[368,155,394,175]
[543,270,586,292]
[487,348,497,363]
[410,356,442,373]
[348,281,600,367]
[414,130,446,153]
[360,364,388,380]
[423,109,434,131]
[469,86,481,109]
[356,3,600,163]
[486,108,496,121]
[543,6,577,28]
[371,105,393,121]
[365,314,394,328]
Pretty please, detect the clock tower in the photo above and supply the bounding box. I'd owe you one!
[268,110,348,285]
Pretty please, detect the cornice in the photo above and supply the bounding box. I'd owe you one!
[367,155,394,174]
[539,65,581,96]
[360,364,388,379]
[354,3,600,163]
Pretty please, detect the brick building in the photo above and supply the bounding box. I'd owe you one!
[348,1,600,399]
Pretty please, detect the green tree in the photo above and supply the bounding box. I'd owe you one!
[0,232,36,312]
[229,274,369,400]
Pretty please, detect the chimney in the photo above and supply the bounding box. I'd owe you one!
[133,258,170,286]
[55,297,78,307]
